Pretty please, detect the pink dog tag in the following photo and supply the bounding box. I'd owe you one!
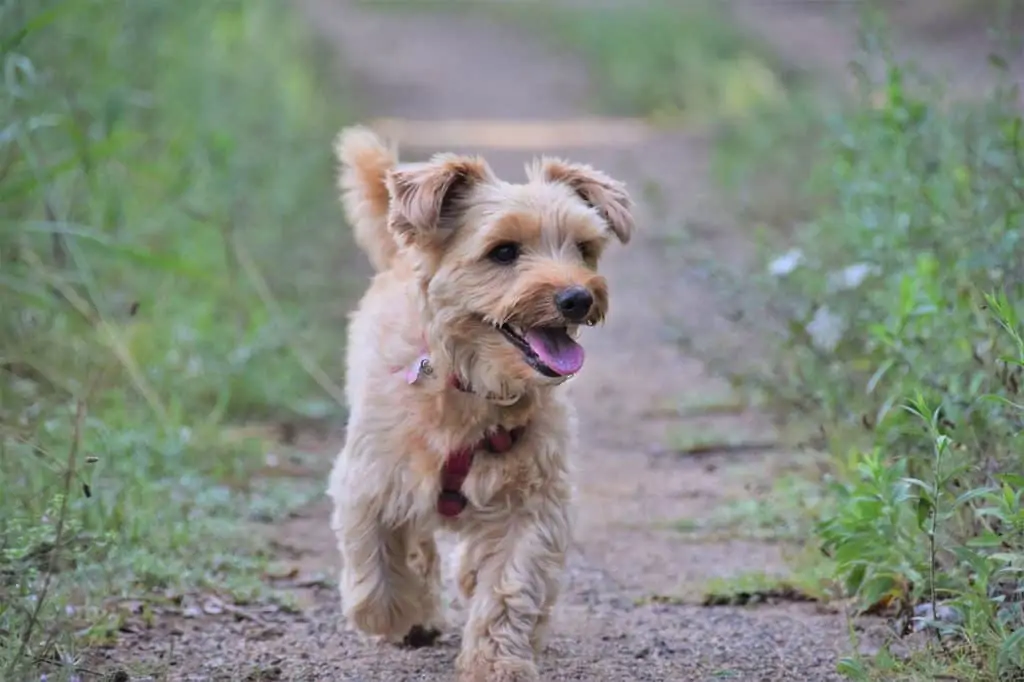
[405,353,434,385]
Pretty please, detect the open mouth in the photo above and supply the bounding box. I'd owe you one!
[497,323,585,378]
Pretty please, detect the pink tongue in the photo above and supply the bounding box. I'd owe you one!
[524,329,584,376]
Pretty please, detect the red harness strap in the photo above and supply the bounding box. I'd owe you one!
[437,425,525,517]
[392,343,526,516]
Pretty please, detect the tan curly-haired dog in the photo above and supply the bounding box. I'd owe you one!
[327,125,634,682]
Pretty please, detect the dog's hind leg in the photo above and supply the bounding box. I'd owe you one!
[455,499,570,682]
[403,531,445,647]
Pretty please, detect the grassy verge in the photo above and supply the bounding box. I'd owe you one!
[711,16,1024,682]
[1,0,355,677]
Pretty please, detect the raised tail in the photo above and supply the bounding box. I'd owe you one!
[333,125,400,272]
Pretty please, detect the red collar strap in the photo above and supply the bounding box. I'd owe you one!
[448,374,474,394]
[437,425,525,517]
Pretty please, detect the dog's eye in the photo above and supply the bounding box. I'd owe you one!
[488,242,520,265]
[576,241,596,262]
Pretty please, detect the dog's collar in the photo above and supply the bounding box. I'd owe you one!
[402,352,524,406]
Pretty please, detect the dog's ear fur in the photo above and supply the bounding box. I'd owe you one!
[530,158,634,244]
[386,154,495,245]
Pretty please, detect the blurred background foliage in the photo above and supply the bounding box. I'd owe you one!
[1,0,355,674]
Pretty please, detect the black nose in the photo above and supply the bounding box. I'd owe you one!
[554,286,594,322]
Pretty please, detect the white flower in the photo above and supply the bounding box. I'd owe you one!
[827,262,880,292]
[768,248,804,277]
[229,346,253,365]
[11,379,37,397]
[806,306,845,352]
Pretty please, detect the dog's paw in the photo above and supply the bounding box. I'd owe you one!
[530,621,550,655]
[344,592,419,639]
[400,624,442,648]
[457,657,539,682]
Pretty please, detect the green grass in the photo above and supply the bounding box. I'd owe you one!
[492,0,795,124]
[671,471,830,543]
[0,0,356,677]
[697,569,832,605]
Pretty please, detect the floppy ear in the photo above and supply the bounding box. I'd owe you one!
[531,158,635,244]
[385,153,495,246]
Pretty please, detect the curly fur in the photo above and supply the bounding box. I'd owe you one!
[327,124,634,681]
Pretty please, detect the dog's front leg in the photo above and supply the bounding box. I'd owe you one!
[456,500,570,682]
[332,496,422,641]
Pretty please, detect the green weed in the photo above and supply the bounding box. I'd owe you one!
[0,0,353,677]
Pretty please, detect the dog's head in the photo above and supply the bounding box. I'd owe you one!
[386,153,634,398]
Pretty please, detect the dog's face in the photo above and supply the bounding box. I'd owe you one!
[386,153,634,396]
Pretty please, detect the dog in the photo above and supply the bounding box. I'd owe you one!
[327,125,634,682]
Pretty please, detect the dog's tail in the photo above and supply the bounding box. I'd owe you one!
[334,125,400,272]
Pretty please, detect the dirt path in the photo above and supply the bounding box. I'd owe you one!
[105,3,857,681]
